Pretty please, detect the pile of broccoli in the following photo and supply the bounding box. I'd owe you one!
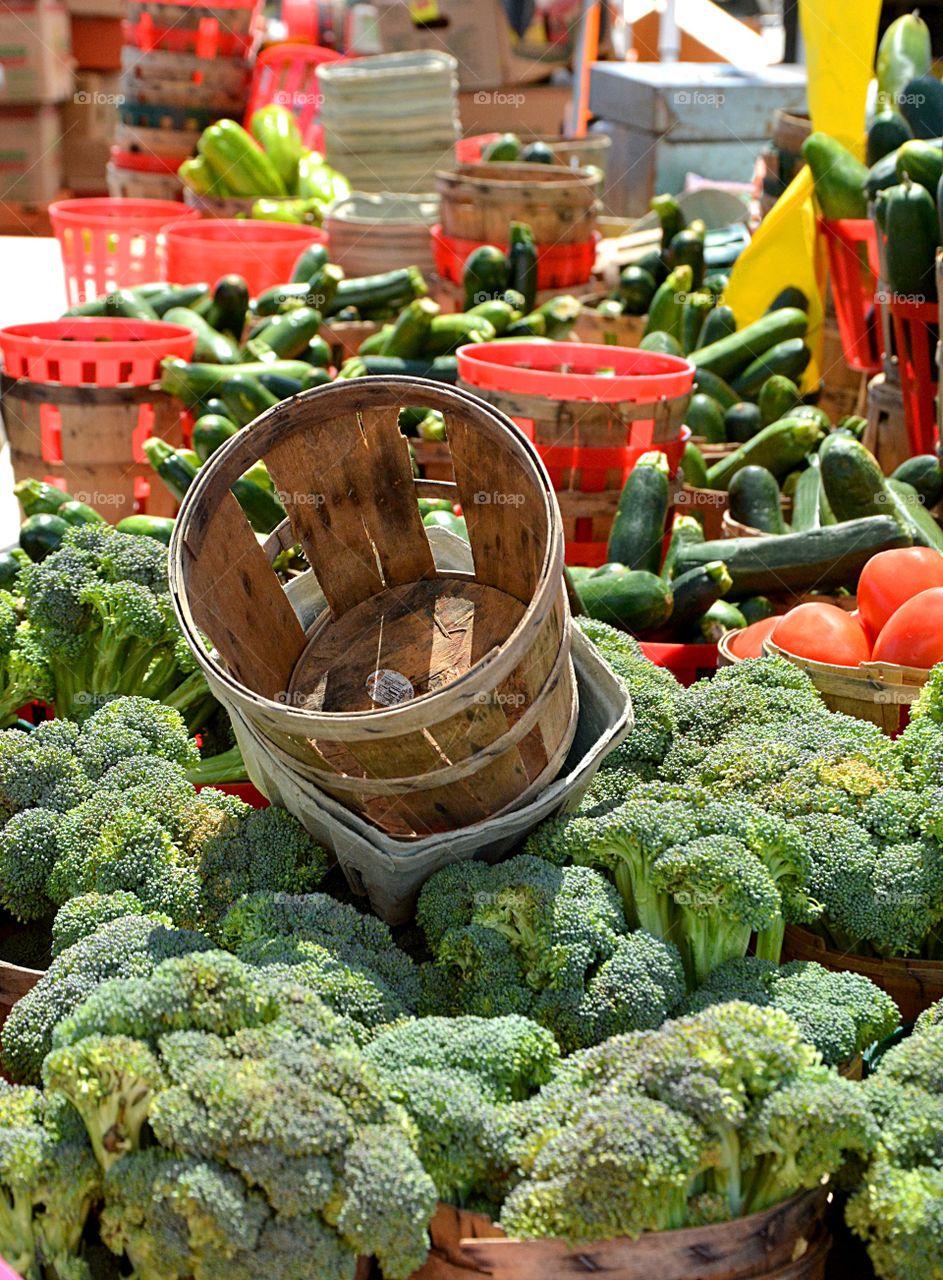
[413,854,685,1050]
[29,949,437,1280]
[847,1006,943,1280]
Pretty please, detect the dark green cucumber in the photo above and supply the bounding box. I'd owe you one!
[116,515,175,545]
[791,463,823,533]
[680,442,710,489]
[463,247,510,309]
[706,417,824,489]
[680,291,713,355]
[57,500,104,526]
[661,514,704,580]
[192,413,239,462]
[220,375,280,426]
[606,451,670,573]
[698,305,736,347]
[257,372,304,399]
[19,513,68,562]
[865,148,906,198]
[103,289,158,320]
[758,374,801,425]
[380,297,439,358]
[290,242,330,284]
[892,453,943,507]
[686,393,726,443]
[576,565,674,634]
[13,479,71,516]
[766,287,809,313]
[231,474,286,534]
[301,367,332,389]
[673,517,911,596]
[358,355,458,384]
[887,478,943,552]
[739,595,775,623]
[508,222,538,312]
[643,265,692,342]
[639,331,683,357]
[818,433,892,522]
[690,308,808,380]
[896,138,943,193]
[692,367,739,410]
[883,179,938,298]
[255,282,326,317]
[724,402,764,444]
[899,75,943,140]
[731,338,811,398]
[698,600,747,642]
[148,283,209,318]
[617,265,657,314]
[205,275,250,339]
[163,307,239,364]
[247,307,322,361]
[802,132,869,219]
[867,108,912,165]
[635,250,668,286]
[727,466,787,534]
[669,560,732,628]
[303,335,332,368]
[668,224,705,288]
[328,267,427,318]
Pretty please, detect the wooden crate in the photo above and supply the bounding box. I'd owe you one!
[863,372,912,475]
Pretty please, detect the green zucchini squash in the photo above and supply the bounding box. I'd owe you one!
[727,466,787,534]
[606,451,670,573]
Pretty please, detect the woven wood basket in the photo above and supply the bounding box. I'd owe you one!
[170,377,576,838]
[411,1189,831,1280]
[436,163,599,246]
[573,294,646,348]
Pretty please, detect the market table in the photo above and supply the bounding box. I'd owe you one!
[0,236,68,547]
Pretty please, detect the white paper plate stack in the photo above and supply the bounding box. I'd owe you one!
[318,51,459,195]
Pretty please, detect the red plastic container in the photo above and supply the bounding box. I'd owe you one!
[125,0,260,57]
[819,217,882,374]
[244,43,347,150]
[640,641,718,686]
[0,318,194,384]
[110,146,183,175]
[195,780,270,807]
[457,342,694,566]
[455,133,502,164]
[49,197,197,308]
[164,219,328,298]
[431,224,597,291]
[886,295,939,455]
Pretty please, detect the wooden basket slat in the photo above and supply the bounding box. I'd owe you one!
[358,404,438,588]
[184,490,306,701]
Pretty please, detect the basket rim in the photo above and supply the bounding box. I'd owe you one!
[0,318,196,367]
[764,636,930,686]
[49,196,196,225]
[457,340,694,402]
[436,161,599,189]
[169,376,567,734]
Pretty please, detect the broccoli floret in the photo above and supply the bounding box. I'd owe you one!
[0,806,61,921]
[51,891,160,957]
[0,1082,101,1280]
[575,765,643,816]
[74,696,199,779]
[1,915,213,1084]
[0,720,90,821]
[908,662,943,728]
[685,957,900,1066]
[0,590,54,728]
[415,855,684,1049]
[363,1016,560,1103]
[915,999,943,1037]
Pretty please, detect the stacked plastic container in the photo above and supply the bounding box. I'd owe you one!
[108,0,260,199]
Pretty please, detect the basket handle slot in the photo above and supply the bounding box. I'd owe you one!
[182,489,306,701]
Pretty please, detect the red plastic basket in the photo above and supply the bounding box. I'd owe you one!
[640,641,718,686]
[195,780,270,807]
[886,295,939,456]
[432,224,596,291]
[124,0,261,57]
[49,198,197,308]
[457,342,694,566]
[0,318,194,384]
[110,146,183,175]
[819,217,882,374]
[244,43,347,149]
[455,133,502,164]
[163,219,328,298]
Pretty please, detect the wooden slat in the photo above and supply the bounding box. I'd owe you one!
[357,404,437,587]
[182,489,305,701]
[463,384,690,434]
[264,413,385,618]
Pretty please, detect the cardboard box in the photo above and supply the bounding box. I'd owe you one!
[66,0,125,17]
[69,14,122,69]
[458,78,572,137]
[374,0,568,91]
[0,1,74,103]
[61,68,118,191]
[0,104,63,201]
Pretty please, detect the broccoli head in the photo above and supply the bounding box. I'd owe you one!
[51,891,160,958]
[0,719,89,822]
[0,806,61,922]
[73,696,199,779]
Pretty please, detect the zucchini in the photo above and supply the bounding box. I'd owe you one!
[680,441,710,489]
[103,289,158,320]
[698,600,747,642]
[504,314,546,338]
[192,413,239,463]
[791,463,823,533]
[669,221,706,284]
[13,479,71,517]
[231,473,286,534]
[116,515,175,545]
[143,438,199,502]
[883,179,938,298]
[891,453,943,507]
[246,307,323,361]
[302,336,332,368]
[758,375,800,426]
[57,500,104,526]
[379,297,440,358]
[791,404,832,431]
[896,138,943,193]
[147,283,209,318]
[899,75,943,140]
[606,451,670,573]
[327,267,427,319]
[766,287,809,313]
[521,140,554,164]
[538,295,582,341]
[674,517,912,597]
[639,331,682,357]
[867,108,912,166]
[290,242,330,285]
[703,271,729,299]
[576,565,674,634]
[732,338,811,399]
[255,281,324,317]
[680,291,713,355]
[643,265,693,343]
[692,368,739,410]
[705,417,824,490]
[651,194,685,248]
[690,308,808,380]
[163,307,239,364]
[740,595,775,624]
[818,432,892,522]
[301,367,332,390]
[670,561,732,629]
[686,393,726,443]
[727,466,787,534]
[257,372,304,400]
[865,149,906,199]
[19,513,68,562]
[508,222,538,312]
[424,312,497,356]
[699,305,736,347]
[467,299,518,334]
[358,355,458,384]
[463,247,509,309]
[661,514,704,580]
[483,133,520,162]
[802,132,869,219]
[203,275,249,339]
[160,357,313,407]
[0,549,27,589]
[724,402,763,444]
[220,375,280,426]
[887,478,943,552]
[617,265,657,315]
[636,250,668,286]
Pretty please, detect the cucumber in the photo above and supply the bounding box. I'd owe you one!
[521,140,554,164]
[247,307,323,361]
[380,297,440,358]
[116,515,175,545]
[891,453,943,507]
[607,451,670,573]
[423,312,496,356]
[802,132,869,219]
[639,331,683,357]
[147,283,210,318]
[883,179,938,298]
[651,193,685,248]
[635,250,668,286]
[576,565,674,634]
[680,441,710,489]
[143,439,199,502]
[290,242,330,285]
[192,413,239,462]
[205,275,250,339]
[732,338,811,398]
[463,247,509,309]
[257,372,304,399]
[160,358,313,407]
[887,478,943,552]
[740,595,775,624]
[300,335,332,368]
[698,600,747,642]
[758,375,801,425]
[358,327,392,356]
[791,463,823,533]
[301,367,332,389]
[703,271,730,300]
[504,313,546,338]
[662,515,704,580]
[483,133,520,162]
[724,402,763,444]
[670,560,732,628]
[103,289,158,321]
[690,308,809,380]
[705,417,824,490]
[674,517,912,597]
[686,393,726,443]
[643,265,692,343]
[791,404,832,431]
[19,513,69,562]
[877,13,932,111]
[57,500,104,526]
[13,479,71,517]
[865,149,906,198]
[220,375,280,427]
[508,222,538,313]
[617,265,657,315]
[896,138,943,193]
[899,75,943,140]
[329,267,426,319]
[668,225,705,289]
[0,549,27,589]
[698,305,736,347]
[867,108,912,165]
[781,469,803,501]
[728,466,787,534]
[467,299,518,334]
[358,355,458,383]
[766,287,809,314]
[163,307,239,364]
[231,474,286,534]
[680,291,713,355]
[692,368,739,410]
[818,433,892,522]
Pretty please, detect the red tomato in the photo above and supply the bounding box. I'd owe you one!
[771,602,872,666]
[857,547,943,639]
[871,587,943,669]
[850,608,878,651]
[728,616,778,660]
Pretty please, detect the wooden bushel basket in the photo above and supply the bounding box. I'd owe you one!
[411,1189,831,1280]
[436,163,599,246]
[170,377,577,839]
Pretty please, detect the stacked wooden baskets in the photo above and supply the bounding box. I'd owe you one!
[170,378,577,843]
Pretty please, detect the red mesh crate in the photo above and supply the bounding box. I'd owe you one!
[244,43,347,150]
[164,219,328,298]
[886,295,939,456]
[819,217,882,374]
[432,224,597,292]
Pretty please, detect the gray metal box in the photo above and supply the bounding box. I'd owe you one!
[589,61,807,216]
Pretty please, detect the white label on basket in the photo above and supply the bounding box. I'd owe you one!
[366,669,415,705]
